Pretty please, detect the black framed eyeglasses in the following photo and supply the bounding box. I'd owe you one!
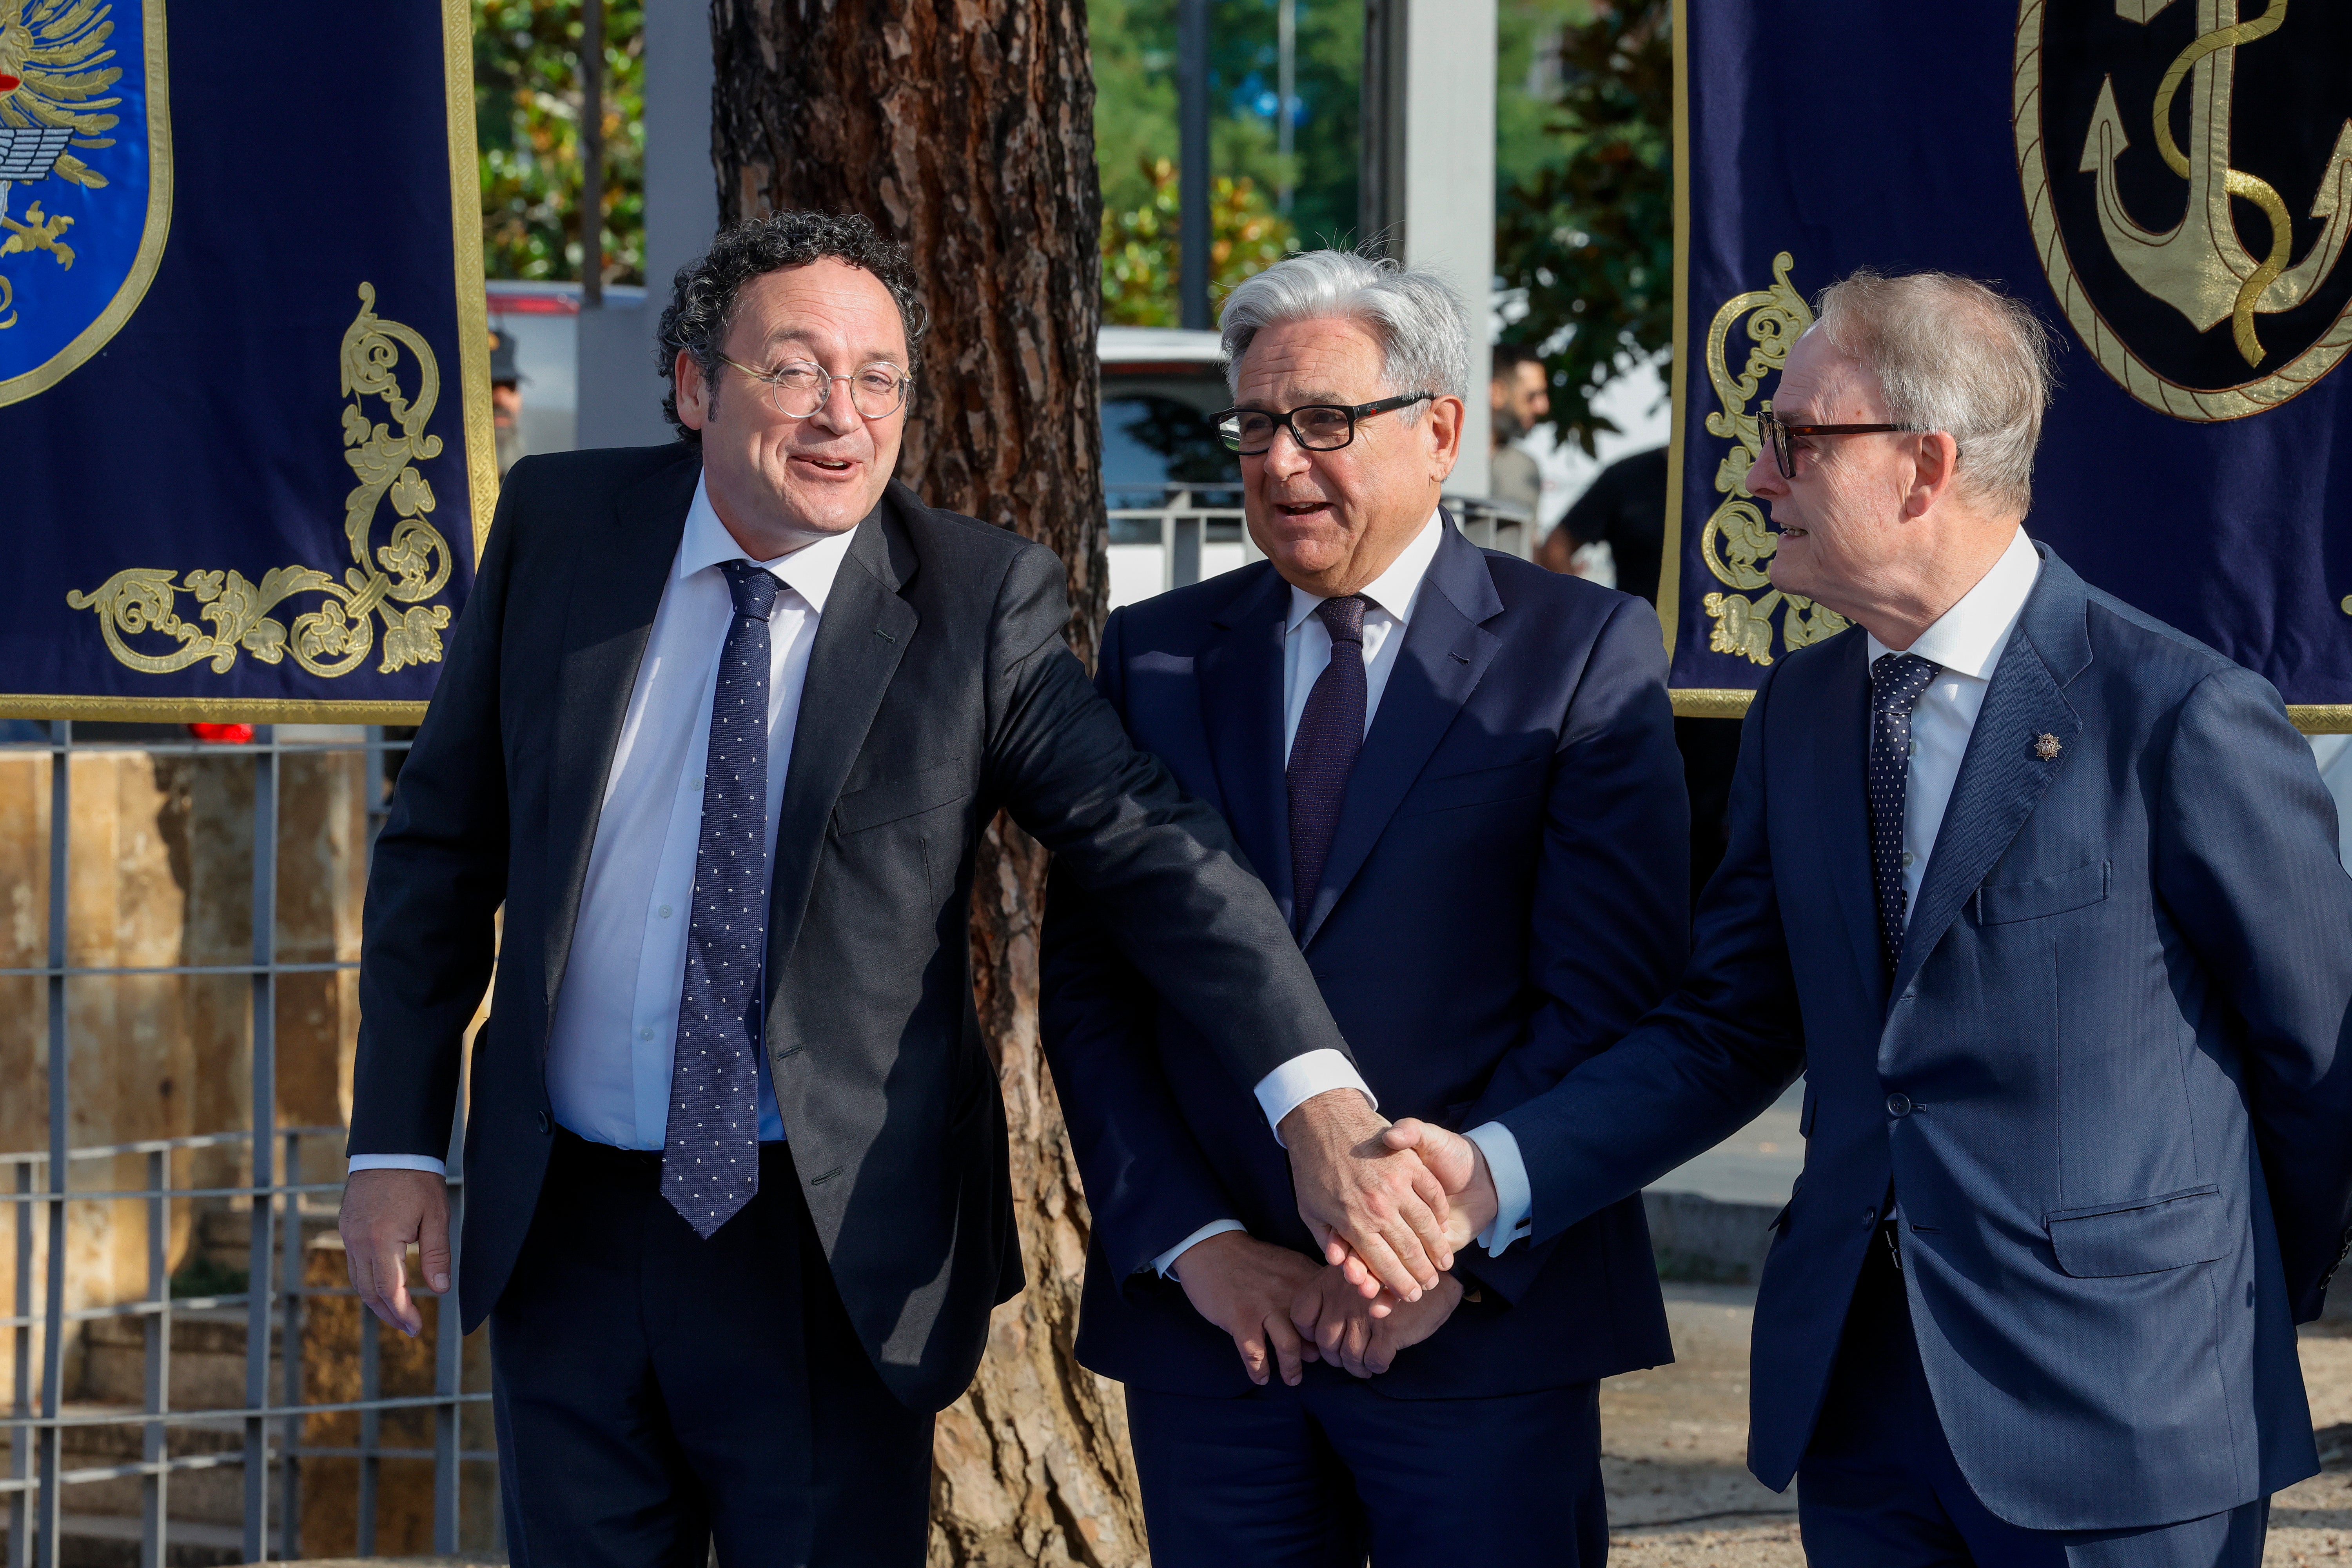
[1214,392,1434,455]
[1757,399,1932,478]
[717,354,913,420]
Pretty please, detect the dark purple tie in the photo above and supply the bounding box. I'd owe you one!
[1289,594,1368,930]
[1868,651,1940,979]
[661,560,778,1238]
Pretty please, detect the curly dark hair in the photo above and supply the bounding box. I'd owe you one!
[655,209,929,446]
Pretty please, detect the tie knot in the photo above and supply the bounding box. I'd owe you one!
[1871,651,1940,710]
[1316,594,1368,646]
[722,560,780,622]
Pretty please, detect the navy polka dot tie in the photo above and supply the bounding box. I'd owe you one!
[1288,594,1368,931]
[661,560,779,1239]
[1869,651,1941,980]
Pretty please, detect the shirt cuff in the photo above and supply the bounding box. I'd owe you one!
[1464,1122,1532,1256]
[1253,1050,1377,1147]
[1152,1219,1249,1279]
[347,1153,448,1178]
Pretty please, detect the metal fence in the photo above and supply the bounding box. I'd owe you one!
[0,723,492,1566]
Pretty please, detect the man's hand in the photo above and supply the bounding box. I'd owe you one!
[1335,1119,1499,1301]
[339,1167,452,1338]
[1290,1264,1463,1378]
[1170,1230,1327,1387]
[1280,1089,1452,1303]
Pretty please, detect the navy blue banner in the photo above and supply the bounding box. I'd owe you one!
[0,1,494,721]
[1664,0,2352,728]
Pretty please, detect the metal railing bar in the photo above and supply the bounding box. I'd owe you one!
[0,961,358,979]
[242,726,277,1563]
[139,1146,167,1568]
[293,1446,496,1464]
[0,1128,346,1164]
[0,740,411,758]
[0,1393,489,1430]
[40,716,71,1568]
[0,1182,412,1204]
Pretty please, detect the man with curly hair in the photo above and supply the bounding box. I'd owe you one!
[337,211,1457,1563]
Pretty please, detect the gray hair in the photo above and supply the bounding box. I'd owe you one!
[1811,269,2055,516]
[1218,250,1472,416]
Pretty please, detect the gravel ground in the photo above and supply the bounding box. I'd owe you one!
[1603,1289,2352,1566]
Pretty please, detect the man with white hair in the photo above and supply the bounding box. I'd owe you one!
[1370,270,2352,1565]
[1040,249,1690,1561]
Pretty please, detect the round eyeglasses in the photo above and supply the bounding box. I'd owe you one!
[717,355,913,420]
[1214,392,1434,455]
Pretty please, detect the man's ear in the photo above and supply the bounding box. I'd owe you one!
[1427,394,1465,481]
[675,350,711,431]
[1906,430,1962,519]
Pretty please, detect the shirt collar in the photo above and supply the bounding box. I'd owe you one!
[1865,526,2042,682]
[1284,507,1446,634]
[676,472,858,613]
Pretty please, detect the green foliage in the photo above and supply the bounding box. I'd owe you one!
[1101,158,1298,327]
[1494,0,1673,455]
[1088,0,1360,323]
[1495,0,1594,196]
[474,0,646,285]
[169,1256,248,1301]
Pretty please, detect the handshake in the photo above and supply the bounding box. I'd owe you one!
[1170,1091,1500,1385]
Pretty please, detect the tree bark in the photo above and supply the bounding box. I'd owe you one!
[708,6,1144,1564]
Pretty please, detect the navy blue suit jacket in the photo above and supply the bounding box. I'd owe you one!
[1041,520,1687,1400]
[1501,543,2352,1528]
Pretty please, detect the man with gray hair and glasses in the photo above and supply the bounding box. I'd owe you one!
[1042,248,1690,1561]
[1366,269,2352,1565]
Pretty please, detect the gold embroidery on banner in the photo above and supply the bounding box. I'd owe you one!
[2014,0,2352,420]
[1695,252,1849,667]
[66,283,456,678]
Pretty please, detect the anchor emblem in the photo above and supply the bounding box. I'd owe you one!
[2078,0,2352,368]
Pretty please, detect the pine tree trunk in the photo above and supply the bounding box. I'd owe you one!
[708,6,1145,1564]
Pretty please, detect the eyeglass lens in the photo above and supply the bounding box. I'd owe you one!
[760,362,909,419]
[1761,409,1795,478]
[1220,405,1358,453]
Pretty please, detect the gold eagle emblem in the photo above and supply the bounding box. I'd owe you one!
[0,0,123,270]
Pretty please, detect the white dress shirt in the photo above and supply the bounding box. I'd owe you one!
[1158,509,1444,1275]
[351,477,858,1175]
[1464,527,2045,1252]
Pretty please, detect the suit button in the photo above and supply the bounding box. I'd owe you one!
[536,1110,550,1134]
[1864,1208,1878,1228]
[1886,1093,1913,1117]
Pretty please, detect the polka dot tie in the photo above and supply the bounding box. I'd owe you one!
[1868,651,1941,980]
[661,560,780,1239]
[1288,594,1368,931]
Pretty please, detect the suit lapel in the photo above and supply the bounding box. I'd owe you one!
[1299,521,1501,949]
[764,495,918,976]
[543,452,701,1022]
[1197,566,1294,916]
[1799,632,1889,1019]
[1891,546,2091,1005]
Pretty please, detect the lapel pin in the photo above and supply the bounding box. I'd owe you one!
[2033,733,2063,761]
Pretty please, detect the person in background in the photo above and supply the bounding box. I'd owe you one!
[489,327,524,477]
[1552,445,1667,608]
[1488,343,1548,521]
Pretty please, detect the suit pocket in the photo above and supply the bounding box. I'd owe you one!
[2045,1183,2228,1278]
[833,760,971,835]
[1971,860,2110,926]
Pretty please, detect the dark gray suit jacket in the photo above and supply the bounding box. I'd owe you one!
[1501,544,2352,1529]
[349,444,1352,1411]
